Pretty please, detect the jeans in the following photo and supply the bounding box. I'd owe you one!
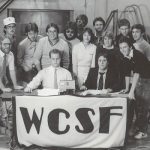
[135,78,150,132]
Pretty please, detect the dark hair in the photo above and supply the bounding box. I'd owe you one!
[118,19,130,28]
[118,36,132,47]
[76,14,88,27]
[46,23,59,33]
[25,23,38,34]
[80,27,94,43]
[49,49,62,58]
[64,21,77,40]
[97,52,109,63]
[93,17,105,26]
[131,24,145,33]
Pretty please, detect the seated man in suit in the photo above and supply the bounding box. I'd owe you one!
[24,49,72,92]
[80,52,120,95]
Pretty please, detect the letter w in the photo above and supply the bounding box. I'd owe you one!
[20,107,44,134]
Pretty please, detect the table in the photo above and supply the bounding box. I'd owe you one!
[0,90,129,150]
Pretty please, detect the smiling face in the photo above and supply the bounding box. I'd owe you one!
[98,56,108,71]
[27,30,38,42]
[5,23,16,36]
[119,42,130,57]
[94,20,104,32]
[132,28,143,42]
[0,38,11,54]
[83,31,91,44]
[47,27,58,41]
[65,28,74,40]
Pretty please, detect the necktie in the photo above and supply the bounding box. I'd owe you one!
[54,68,58,89]
[1,54,7,85]
[98,72,104,90]
[0,54,7,77]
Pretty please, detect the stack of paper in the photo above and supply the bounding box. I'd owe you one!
[37,88,60,96]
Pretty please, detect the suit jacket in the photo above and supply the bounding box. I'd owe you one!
[84,67,120,92]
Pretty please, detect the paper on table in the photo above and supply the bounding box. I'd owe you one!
[37,88,60,96]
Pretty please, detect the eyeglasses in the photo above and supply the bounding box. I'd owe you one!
[7,25,16,29]
[66,30,74,34]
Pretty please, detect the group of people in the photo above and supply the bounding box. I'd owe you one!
[0,14,150,141]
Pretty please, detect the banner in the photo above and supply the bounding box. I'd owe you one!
[15,95,127,148]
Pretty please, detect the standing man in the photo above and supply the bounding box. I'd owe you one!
[0,37,23,92]
[119,36,150,139]
[3,17,17,62]
[132,24,150,61]
[33,23,70,70]
[17,23,42,83]
[24,49,72,92]
[93,17,105,46]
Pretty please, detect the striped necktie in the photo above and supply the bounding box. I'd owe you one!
[98,72,104,90]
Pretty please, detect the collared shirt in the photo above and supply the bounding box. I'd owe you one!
[33,36,70,69]
[96,70,107,89]
[123,49,150,78]
[17,35,42,70]
[0,50,15,72]
[133,39,150,61]
[27,66,72,90]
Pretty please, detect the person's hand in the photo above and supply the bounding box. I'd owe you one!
[24,87,32,93]
[128,91,135,100]
[98,89,109,94]
[2,88,12,92]
[23,65,30,72]
[119,89,129,94]
[80,85,87,91]
[14,85,24,90]
[81,90,89,96]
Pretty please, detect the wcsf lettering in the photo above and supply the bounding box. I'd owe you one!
[19,106,123,135]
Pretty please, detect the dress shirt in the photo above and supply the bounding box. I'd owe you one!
[27,66,72,90]
[0,50,15,73]
[96,70,107,90]
[17,35,42,70]
[33,37,70,69]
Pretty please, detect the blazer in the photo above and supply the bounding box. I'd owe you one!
[84,67,120,92]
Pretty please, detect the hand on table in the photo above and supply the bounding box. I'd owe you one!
[2,88,12,92]
[14,85,24,90]
[119,89,129,94]
[24,87,32,93]
[128,91,135,100]
[80,85,87,91]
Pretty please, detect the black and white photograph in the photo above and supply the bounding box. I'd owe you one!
[0,0,150,150]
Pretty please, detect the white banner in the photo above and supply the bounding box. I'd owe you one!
[15,95,127,148]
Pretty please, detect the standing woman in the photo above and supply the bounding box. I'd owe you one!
[72,28,96,89]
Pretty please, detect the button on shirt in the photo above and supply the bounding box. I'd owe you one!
[27,66,72,90]
[0,50,15,75]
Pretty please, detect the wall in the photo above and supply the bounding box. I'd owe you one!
[0,0,107,37]
[107,0,150,34]
[0,0,150,36]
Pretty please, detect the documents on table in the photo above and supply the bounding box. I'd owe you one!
[37,88,60,96]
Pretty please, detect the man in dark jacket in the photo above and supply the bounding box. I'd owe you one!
[80,52,120,94]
